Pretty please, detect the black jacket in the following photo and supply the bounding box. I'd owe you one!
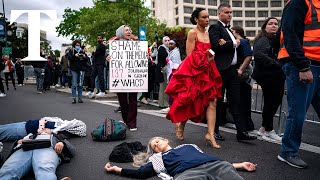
[209,21,244,71]
[155,46,168,83]
[68,48,89,72]
[252,36,285,82]
[93,43,106,66]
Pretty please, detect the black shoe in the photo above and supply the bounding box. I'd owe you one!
[237,132,257,141]
[78,97,83,103]
[72,98,76,104]
[214,132,225,141]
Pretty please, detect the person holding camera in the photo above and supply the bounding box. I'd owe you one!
[68,40,89,104]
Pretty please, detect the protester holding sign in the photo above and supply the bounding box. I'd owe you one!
[107,25,144,131]
[165,8,223,148]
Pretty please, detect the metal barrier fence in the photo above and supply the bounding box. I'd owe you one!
[251,81,319,135]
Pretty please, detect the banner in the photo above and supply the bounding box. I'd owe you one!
[109,40,148,92]
[139,26,146,41]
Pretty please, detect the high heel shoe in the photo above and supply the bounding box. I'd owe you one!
[205,133,221,149]
[175,123,184,141]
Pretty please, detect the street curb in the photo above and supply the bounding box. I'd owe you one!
[55,88,118,100]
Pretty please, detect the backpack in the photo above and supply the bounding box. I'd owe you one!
[91,117,126,141]
[109,141,146,163]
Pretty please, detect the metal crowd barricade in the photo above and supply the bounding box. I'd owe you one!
[251,81,319,135]
[24,65,35,80]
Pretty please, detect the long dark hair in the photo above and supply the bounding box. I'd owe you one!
[254,17,278,43]
[231,26,250,43]
[190,8,206,25]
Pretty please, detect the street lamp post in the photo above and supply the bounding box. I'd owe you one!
[107,0,140,37]
[2,0,7,47]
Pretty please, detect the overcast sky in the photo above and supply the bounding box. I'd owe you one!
[4,0,151,51]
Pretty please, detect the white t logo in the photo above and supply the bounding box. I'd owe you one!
[10,10,57,61]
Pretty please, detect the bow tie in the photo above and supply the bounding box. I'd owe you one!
[225,25,231,29]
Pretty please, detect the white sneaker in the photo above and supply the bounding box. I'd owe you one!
[129,127,138,131]
[160,107,170,113]
[18,84,22,86]
[96,92,105,97]
[262,130,282,142]
[55,84,61,87]
[88,92,95,98]
[141,97,149,104]
[37,91,42,94]
[0,93,6,97]
[85,92,91,96]
[257,127,266,136]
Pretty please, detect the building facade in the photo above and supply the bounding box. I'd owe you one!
[150,0,287,38]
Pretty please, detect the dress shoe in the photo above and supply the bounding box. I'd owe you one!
[237,132,257,141]
[214,132,225,141]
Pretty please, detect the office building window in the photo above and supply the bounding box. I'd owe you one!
[184,17,192,24]
[271,11,282,17]
[271,1,281,7]
[153,10,155,16]
[258,11,268,17]
[245,1,255,7]
[233,11,242,17]
[184,0,192,3]
[184,6,193,14]
[176,8,179,15]
[258,1,268,7]
[175,0,179,5]
[232,1,242,7]
[220,0,229,4]
[245,21,256,27]
[208,9,217,16]
[152,1,155,8]
[258,20,265,27]
[208,0,217,6]
[196,0,205,5]
[233,20,243,26]
[176,18,179,25]
[209,19,217,25]
[245,11,255,17]
[246,30,256,37]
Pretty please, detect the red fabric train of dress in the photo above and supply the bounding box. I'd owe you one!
[165,40,223,123]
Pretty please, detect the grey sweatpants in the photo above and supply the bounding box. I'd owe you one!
[174,161,244,180]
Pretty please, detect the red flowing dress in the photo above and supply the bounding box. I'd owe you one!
[165,40,223,123]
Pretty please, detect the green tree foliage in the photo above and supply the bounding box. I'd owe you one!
[56,0,168,46]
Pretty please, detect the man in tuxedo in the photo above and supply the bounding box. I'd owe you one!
[208,3,256,141]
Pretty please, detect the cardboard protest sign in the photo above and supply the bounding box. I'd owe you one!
[109,40,148,92]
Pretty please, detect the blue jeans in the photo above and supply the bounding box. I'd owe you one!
[34,68,44,92]
[0,148,60,180]
[71,70,85,97]
[281,63,320,158]
[0,122,27,141]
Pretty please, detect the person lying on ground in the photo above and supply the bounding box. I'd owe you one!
[105,137,256,179]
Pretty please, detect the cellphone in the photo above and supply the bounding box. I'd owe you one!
[207,49,215,57]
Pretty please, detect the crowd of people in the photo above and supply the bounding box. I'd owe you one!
[0,0,319,179]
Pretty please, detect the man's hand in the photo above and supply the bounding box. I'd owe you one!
[54,142,64,154]
[105,163,122,174]
[218,39,226,46]
[233,162,257,172]
[299,70,313,84]
[237,69,243,76]
[75,53,79,57]
[106,55,111,62]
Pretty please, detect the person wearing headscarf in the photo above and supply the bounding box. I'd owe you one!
[155,36,170,109]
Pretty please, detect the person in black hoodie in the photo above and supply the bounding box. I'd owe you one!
[88,34,106,98]
[15,58,24,86]
[68,40,89,104]
[252,17,285,142]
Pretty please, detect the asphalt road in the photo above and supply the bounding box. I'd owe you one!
[0,85,319,180]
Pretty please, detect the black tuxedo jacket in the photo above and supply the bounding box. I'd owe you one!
[209,21,243,71]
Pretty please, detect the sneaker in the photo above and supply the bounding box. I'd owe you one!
[88,92,95,99]
[37,91,42,94]
[50,86,55,89]
[129,127,138,131]
[262,130,282,142]
[96,92,105,97]
[72,98,77,104]
[140,97,149,104]
[55,84,61,87]
[18,84,22,86]
[277,155,308,169]
[0,93,6,97]
[85,92,91,96]
[256,127,266,136]
[78,97,83,103]
[61,86,65,89]
[160,107,170,113]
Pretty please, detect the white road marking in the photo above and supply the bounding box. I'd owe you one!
[92,100,320,155]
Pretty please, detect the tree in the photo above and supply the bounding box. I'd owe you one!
[57,0,168,46]
[164,27,190,59]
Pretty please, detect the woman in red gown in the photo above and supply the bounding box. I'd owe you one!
[165,8,222,148]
